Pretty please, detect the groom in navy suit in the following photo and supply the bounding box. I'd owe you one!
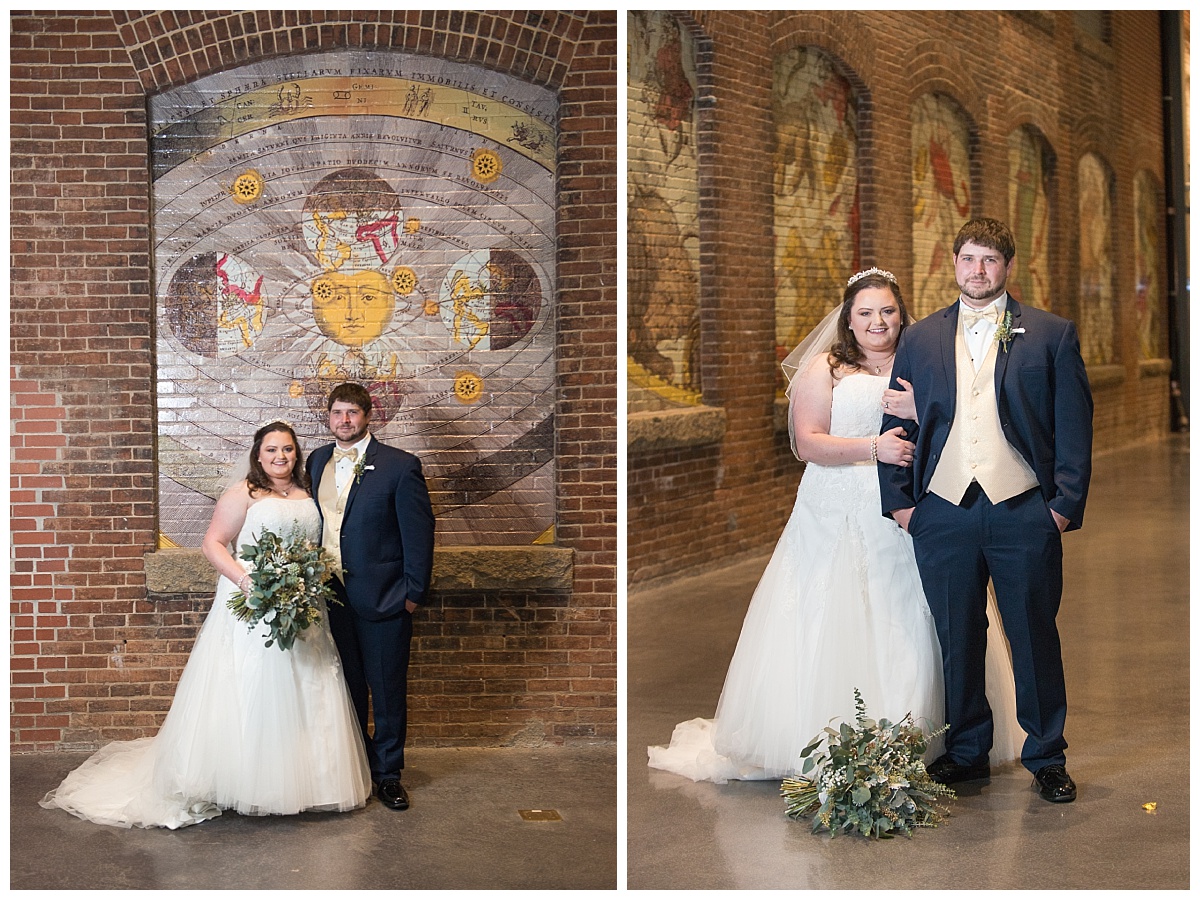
[308,382,435,810]
[879,218,1092,803]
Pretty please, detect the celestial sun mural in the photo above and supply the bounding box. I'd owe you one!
[152,50,557,548]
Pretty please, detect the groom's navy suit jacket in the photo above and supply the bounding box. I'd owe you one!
[308,438,435,620]
[879,297,1093,530]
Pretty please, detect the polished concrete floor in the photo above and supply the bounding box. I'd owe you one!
[12,744,616,890]
[628,436,1189,890]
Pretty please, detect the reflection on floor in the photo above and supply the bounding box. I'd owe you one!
[13,745,616,890]
[628,435,1188,890]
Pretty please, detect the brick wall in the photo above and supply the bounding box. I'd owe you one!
[11,10,616,751]
[628,10,1174,587]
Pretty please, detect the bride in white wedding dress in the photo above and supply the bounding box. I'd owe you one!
[41,422,371,828]
[648,269,1024,783]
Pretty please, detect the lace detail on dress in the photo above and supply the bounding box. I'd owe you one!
[795,373,887,518]
[239,497,321,547]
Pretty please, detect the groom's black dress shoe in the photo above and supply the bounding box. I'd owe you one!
[1033,764,1076,803]
[376,778,409,811]
[926,754,990,785]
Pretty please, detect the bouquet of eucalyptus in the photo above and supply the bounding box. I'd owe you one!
[781,689,955,839]
[226,528,339,651]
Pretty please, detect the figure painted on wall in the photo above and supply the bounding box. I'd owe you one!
[627,183,700,394]
[1006,127,1053,311]
[630,10,694,166]
[912,94,972,319]
[439,250,542,353]
[773,47,860,391]
[627,11,702,412]
[1078,153,1115,365]
[166,252,267,357]
[1134,169,1163,360]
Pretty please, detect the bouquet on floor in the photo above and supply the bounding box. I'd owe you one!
[226,528,340,651]
[781,689,954,839]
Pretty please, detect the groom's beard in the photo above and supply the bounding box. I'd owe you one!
[958,277,1006,304]
[331,422,370,446]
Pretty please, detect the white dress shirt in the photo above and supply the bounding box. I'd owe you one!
[333,433,372,494]
[960,294,1008,372]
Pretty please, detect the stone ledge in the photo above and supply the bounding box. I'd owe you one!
[627,405,726,453]
[1138,358,1172,378]
[1087,364,1125,389]
[144,545,575,595]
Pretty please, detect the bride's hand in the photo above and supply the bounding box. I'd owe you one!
[875,426,915,467]
[882,378,918,423]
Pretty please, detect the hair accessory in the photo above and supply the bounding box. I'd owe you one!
[258,418,296,432]
[847,266,897,287]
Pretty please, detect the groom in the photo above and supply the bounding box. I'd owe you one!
[308,381,435,810]
[879,217,1092,803]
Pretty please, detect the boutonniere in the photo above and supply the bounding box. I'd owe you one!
[353,457,375,484]
[994,310,1025,353]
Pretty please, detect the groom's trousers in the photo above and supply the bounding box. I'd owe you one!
[909,482,1068,773]
[328,579,413,781]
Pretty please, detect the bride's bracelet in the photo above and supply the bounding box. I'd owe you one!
[869,436,878,463]
[237,573,252,594]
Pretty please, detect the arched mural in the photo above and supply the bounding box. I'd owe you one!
[1006,126,1053,310]
[773,46,860,390]
[627,10,702,412]
[1078,152,1116,365]
[912,93,972,319]
[1133,169,1164,359]
[152,49,557,547]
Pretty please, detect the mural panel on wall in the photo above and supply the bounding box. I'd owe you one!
[1078,152,1116,365]
[774,47,860,392]
[912,93,972,319]
[152,50,557,548]
[627,10,702,413]
[1133,169,1163,360]
[1006,127,1052,311]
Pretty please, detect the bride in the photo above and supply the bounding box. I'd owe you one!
[40,422,371,828]
[648,268,1023,783]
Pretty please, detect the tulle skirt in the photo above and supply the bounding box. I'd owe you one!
[40,576,371,828]
[648,471,1024,784]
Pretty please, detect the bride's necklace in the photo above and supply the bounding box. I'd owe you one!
[269,480,295,498]
[862,352,895,375]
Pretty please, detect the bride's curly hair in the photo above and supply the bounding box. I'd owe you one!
[827,271,909,375]
[246,421,312,497]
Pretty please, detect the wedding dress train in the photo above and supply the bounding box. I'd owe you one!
[648,373,1024,783]
[40,497,371,828]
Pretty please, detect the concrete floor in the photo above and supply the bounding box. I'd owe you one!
[628,435,1189,890]
[13,744,616,890]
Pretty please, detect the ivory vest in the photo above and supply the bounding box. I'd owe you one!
[927,326,1038,505]
[317,459,354,578]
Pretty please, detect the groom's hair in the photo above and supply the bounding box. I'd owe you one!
[327,382,372,414]
[953,217,1016,263]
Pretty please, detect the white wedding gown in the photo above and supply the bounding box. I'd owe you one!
[40,497,372,828]
[648,373,1024,783]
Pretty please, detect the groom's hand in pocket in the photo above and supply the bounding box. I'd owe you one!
[891,507,914,533]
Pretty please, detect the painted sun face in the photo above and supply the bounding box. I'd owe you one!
[311,270,397,347]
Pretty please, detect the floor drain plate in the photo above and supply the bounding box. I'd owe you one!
[518,809,562,821]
